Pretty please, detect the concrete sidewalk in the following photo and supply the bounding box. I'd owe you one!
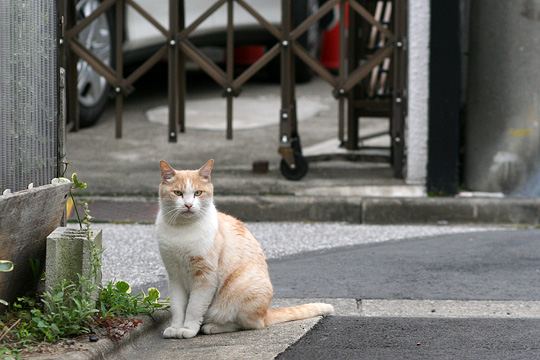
[85,228,540,360]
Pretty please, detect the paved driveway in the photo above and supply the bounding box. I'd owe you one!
[99,225,540,359]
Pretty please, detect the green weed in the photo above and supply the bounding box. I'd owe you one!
[0,173,168,354]
[98,281,166,318]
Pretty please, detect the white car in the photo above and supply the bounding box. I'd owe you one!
[76,0,325,127]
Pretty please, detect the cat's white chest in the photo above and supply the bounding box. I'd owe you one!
[158,222,213,255]
[156,208,218,280]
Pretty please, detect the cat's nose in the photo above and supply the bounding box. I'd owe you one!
[185,203,193,209]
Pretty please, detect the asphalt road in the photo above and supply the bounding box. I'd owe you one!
[277,316,540,360]
[96,223,500,293]
[269,230,540,300]
[102,227,540,360]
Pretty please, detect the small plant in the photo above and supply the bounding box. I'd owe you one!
[0,260,14,306]
[0,280,167,351]
[0,280,96,356]
[70,172,90,230]
[9,279,97,344]
[0,174,168,355]
[98,281,166,318]
[0,346,18,360]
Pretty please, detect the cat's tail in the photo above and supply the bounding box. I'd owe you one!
[265,303,334,326]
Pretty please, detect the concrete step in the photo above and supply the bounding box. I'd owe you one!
[80,196,540,225]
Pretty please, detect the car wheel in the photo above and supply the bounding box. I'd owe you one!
[76,0,114,128]
[267,0,320,83]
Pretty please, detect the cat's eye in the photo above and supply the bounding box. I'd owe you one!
[194,190,203,196]
[173,190,183,196]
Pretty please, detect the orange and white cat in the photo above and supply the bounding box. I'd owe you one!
[156,159,334,339]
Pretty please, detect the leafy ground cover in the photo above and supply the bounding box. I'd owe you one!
[0,174,168,359]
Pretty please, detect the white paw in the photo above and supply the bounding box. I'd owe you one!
[162,326,198,339]
[163,326,182,339]
[180,327,198,338]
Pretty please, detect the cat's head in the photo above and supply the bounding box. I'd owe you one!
[158,159,214,222]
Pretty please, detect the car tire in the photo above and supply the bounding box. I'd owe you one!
[267,0,320,84]
[76,0,115,128]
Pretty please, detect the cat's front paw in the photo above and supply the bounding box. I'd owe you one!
[163,326,182,339]
[180,327,198,338]
[162,326,198,339]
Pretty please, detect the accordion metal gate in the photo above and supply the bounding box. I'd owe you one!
[61,0,407,180]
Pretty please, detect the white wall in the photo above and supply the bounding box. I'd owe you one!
[405,0,430,186]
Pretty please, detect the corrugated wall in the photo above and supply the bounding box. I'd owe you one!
[0,0,58,192]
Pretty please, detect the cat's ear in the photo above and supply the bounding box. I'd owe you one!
[198,159,214,181]
[160,160,175,182]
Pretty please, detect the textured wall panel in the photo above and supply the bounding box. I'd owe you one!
[0,0,58,192]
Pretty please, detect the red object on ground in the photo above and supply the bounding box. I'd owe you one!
[234,46,266,65]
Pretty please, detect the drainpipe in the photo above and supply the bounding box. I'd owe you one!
[426,0,462,195]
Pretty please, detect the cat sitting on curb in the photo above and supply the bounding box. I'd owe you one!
[156,159,334,339]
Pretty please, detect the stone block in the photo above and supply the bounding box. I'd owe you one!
[45,227,102,298]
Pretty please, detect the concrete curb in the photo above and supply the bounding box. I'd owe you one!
[217,196,362,223]
[84,311,169,360]
[36,311,171,360]
[31,299,354,360]
[84,196,540,225]
[99,298,357,360]
[361,197,540,225]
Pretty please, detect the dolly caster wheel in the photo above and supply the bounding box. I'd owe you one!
[280,155,308,181]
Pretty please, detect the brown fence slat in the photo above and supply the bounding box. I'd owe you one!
[349,0,395,41]
[65,0,116,38]
[168,0,179,142]
[179,0,227,39]
[290,0,339,40]
[69,39,118,87]
[178,41,228,88]
[115,0,124,138]
[338,0,346,144]
[125,45,168,86]
[292,41,338,87]
[226,0,234,139]
[233,43,281,89]
[343,45,393,91]
[236,0,282,40]
[126,0,169,37]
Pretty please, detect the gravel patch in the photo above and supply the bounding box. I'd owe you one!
[93,223,506,289]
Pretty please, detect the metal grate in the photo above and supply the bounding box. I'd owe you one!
[0,0,58,192]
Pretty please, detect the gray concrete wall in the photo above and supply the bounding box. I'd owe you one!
[465,0,540,193]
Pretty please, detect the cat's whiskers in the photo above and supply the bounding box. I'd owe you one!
[168,209,184,225]
[162,206,180,218]
[161,205,181,225]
